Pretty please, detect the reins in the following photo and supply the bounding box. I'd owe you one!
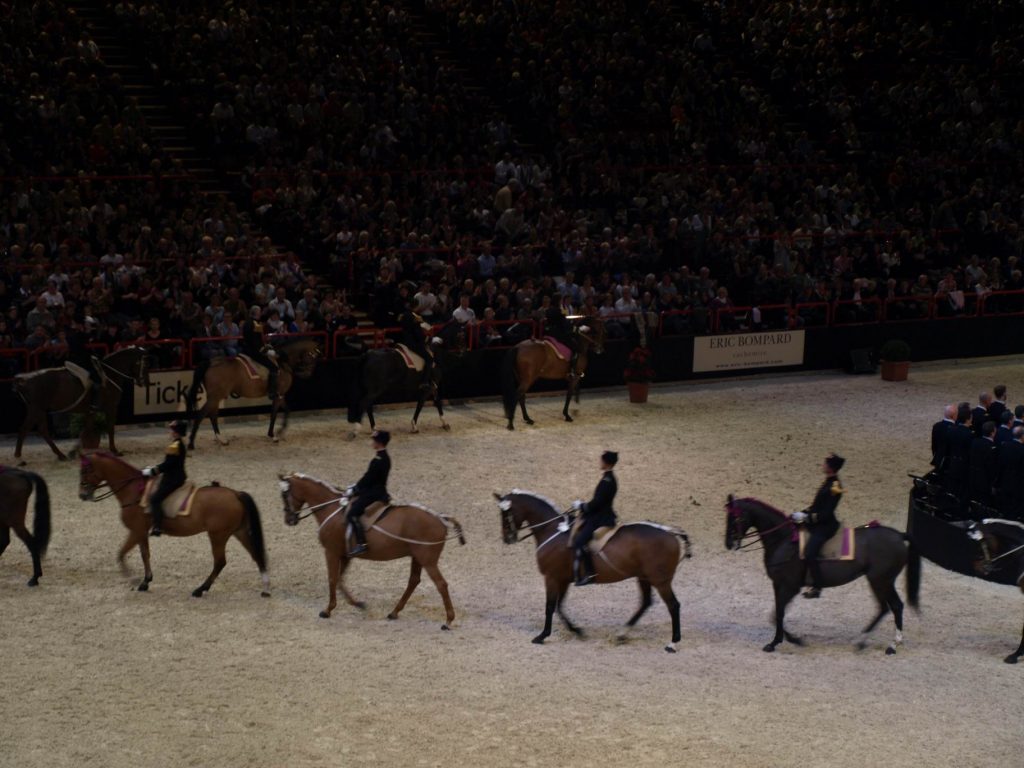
[731,515,794,552]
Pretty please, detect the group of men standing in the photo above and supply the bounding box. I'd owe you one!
[930,385,1024,519]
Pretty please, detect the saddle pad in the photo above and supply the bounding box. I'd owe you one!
[394,344,424,372]
[361,501,391,528]
[799,527,856,561]
[541,337,571,361]
[142,480,197,518]
[568,518,620,553]
[236,354,266,381]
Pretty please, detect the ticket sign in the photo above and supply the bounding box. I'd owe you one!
[134,369,266,416]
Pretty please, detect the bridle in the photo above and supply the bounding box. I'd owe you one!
[499,497,571,545]
[280,475,345,527]
[728,504,794,552]
[79,455,145,506]
[968,523,1024,575]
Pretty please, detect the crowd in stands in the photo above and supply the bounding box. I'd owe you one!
[4,0,1024,375]
[930,385,1024,521]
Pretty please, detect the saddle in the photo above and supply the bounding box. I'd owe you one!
[345,500,393,548]
[141,480,198,518]
[568,518,620,554]
[798,527,856,561]
[236,354,267,381]
[64,361,94,390]
[394,343,425,372]
[541,336,571,361]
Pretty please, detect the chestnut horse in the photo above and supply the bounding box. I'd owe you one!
[501,319,605,430]
[13,345,149,461]
[967,518,1024,663]
[725,495,920,654]
[0,467,51,586]
[496,490,691,651]
[78,451,269,597]
[185,338,320,448]
[280,473,464,628]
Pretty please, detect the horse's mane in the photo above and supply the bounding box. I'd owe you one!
[84,449,142,475]
[510,489,562,514]
[290,472,345,497]
[731,496,790,519]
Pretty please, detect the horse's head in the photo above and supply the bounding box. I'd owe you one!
[103,346,151,388]
[79,450,142,501]
[279,474,300,526]
[495,490,564,544]
[282,339,321,378]
[579,318,605,355]
[724,494,749,550]
[78,452,103,500]
[495,492,520,544]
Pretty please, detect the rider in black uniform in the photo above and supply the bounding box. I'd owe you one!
[346,430,392,556]
[241,305,279,401]
[572,450,619,586]
[545,304,580,374]
[143,420,189,537]
[66,317,104,411]
[400,307,435,391]
[792,453,844,598]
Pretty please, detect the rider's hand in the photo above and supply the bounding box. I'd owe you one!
[571,499,584,511]
[790,511,807,523]
[142,467,155,478]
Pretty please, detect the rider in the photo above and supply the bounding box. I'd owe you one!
[66,316,104,412]
[545,303,582,374]
[141,420,189,537]
[571,450,619,586]
[400,304,435,391]
[791,453,844,599]
[242,305,279,402]
[345,429,392,556]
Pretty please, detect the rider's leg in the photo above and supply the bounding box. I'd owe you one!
[346,497,369,556]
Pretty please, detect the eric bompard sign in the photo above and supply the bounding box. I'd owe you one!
[693,330,805,372]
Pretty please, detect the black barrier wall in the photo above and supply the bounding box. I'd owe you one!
[2,315,1022,433]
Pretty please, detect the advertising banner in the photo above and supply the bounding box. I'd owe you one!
[133,369,266,416]
[693,330,805,373]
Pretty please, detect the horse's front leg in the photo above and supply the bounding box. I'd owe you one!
[136,536,154,591]
[105,409,120,455]
[320,549,341,618]
[433,389,449,431]
[533,577,559,644]
[410,392,425,433]
[267,400,279,441]
[765,581,799,652]
[1005,612,1024,664]
[562,385,574,422]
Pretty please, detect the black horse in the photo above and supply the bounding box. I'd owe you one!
[725,495,921,654]
[967,518,1024,663]
[0,467,51,586]
[346,328,464,437]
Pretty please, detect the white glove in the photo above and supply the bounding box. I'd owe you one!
[142,467,155,478]
[267,348,278,359]
[431,336,443,345]
[345,485,355,495]
[571,499,584,511]
[791,511,807,523]
[579,325,591,333]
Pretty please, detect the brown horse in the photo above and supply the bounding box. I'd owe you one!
[13,346,149,461]
[967,518,1024,663]
[501,319,605,430]
[78,450,269,597]
[726,495,920,654]
[496,490,691,651]
[185,339,320,448]
[0,467,51,586]
[280,472,464,628]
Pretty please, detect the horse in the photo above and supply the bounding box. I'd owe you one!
[495,490,691,651]
[78,450,269,597]
[0,467,51,586]
[966,518,1024,663]
[345,328,464,438]
[13,345,150,461]
[500,319,605,430]
[725,495,921,654]
[280,472,464,628]
[185,338,320,449]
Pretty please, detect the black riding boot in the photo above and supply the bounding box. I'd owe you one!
[574,547,596,586]
[804,559,823,598]
[267,368,279,402]
[348,518,368,556]
[149,504,163,537]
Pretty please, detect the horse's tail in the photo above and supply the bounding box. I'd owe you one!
[238,491,268,573]
[672,527,692,560]
[185,361,207,416]
[347,354,368,424]
[904,532,921,611]
[441,513,466,546]
[500,347,519,421]
[27,470,51,558]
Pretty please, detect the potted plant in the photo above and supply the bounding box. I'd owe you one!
[70,411,110,450]
[624,345,655,403]
[879,339,911,382]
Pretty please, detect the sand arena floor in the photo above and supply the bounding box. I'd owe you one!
[2,358,1022,768]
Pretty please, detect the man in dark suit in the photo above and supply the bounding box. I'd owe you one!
[1013,405,1024,430]
[345,430,392,556]
[989,385,1008,425]
[571,450,619,586]
[930,404,957,478]
[995,427,1024,519]
[994,410,1015,446]
[972,393,993,437]
[968,421,998,511]
[947,404,974,503]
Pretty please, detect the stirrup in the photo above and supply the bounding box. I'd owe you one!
[348,543,368,557]
[575,572,596,587]
[802,587,822,599]
[150,525,163,538]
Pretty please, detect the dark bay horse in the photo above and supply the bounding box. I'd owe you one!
[78,450,269,596]
[501,319,605,430]
[280,473,464,628]
[345,331,464,438]
[186,338,320,448]
[725,495,921,654]
[13,346,149,461]
[0,467,51,586]
[967,518,1024,663]
[496,490,691,651]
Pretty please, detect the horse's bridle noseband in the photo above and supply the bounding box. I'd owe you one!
[727,504,793,551]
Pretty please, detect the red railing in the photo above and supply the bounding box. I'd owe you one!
[713,303,793,333]
[657,309,694,336]
[830,297,883,326]
[980,290,1024,318]
[792,302,831,327]
[0,347,31,381]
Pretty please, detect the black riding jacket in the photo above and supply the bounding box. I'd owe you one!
[353,449,391,496]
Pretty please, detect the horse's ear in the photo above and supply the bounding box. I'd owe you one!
[493,492,504,500]
[726,493,735,505]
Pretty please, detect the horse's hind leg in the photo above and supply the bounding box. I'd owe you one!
[411,394,425,433]
[519,392,534,425]
[654,581,681,653]
[883,584,905,655]
[562,387,574,422]
[388,559,422,619]
[423,562,455,630]
[210,411,228,445]
[433,391,449,431]
[193,532,229,597]
[12,523,41,586]
[37,413,66,461]
[617,580,653,644]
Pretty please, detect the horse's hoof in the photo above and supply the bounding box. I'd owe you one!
[885,646,897,656]
[616,634,628,645]
[270,436,279,443]
[856,640,868,652]
[762,643,777,653]
[442,423,451,432]
[787,635,804,647]
[191,588,204,598]
[409,424,419,434]
[531,636,546,645]
[506,424,515,431]
[1004,654,1020,664]
[564,415,573,422]
[387,612,398,620]
[260,591,271,598]
[319,610,330,619]
[187,443,195,451]
[57,454,68,462]
[524,418,535,426]
[441,624,450,631]
[138,582,149,592]
[113,450,124,457]
[664,643,678,654]
[27,577,39,587]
